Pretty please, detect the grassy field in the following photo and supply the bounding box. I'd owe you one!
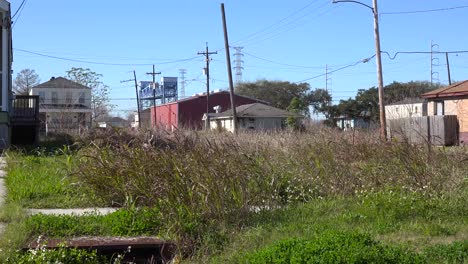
[0,128,466,263]
[4,150,105,208]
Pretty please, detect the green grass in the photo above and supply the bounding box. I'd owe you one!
[4,151,105,208]
[202,189,467,263]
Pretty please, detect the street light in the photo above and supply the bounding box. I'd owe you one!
[333,0,387,141]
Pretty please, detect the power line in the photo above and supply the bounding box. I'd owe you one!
[12,0,27,28]
[382,50,468,60]
[296,55,376,83]
[12,0,26,19]
[14,48,202,66]
[381,5,468,15]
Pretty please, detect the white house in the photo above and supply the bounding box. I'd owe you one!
[0,0,12,148]
[385,98,427,120]
[206,103,303,132]
[30,77,92,135]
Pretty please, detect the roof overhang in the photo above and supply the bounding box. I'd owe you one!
[421,91,468,99]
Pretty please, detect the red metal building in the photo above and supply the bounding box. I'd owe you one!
[149,91,265,130]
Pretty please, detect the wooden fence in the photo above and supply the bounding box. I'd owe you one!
[387,115,459,146]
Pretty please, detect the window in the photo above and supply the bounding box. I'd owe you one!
[435,101,444,116]
[79,92,85,104]
[51,92,58,104]
[65,91,72,104]
[38,91,45,103]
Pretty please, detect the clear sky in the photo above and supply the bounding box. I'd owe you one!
[10,0,468,117]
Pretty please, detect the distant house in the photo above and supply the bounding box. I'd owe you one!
[98,116,129,128]
[421,80,468,144]
[207,103,303,132]
[385,98,427,120]
[30,77,92,135]
[335,116,370,131]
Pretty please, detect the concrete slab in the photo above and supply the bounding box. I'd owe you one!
[28,208,119,216]
[0,178,5,205]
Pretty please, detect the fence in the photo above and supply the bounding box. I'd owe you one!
[11,95,40,145]
[387,115,459,146]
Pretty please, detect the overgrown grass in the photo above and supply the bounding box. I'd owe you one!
[2,128,467,262]
[73,128,467,257]
[4,150,104,208]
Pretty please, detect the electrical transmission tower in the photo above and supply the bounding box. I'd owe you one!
[179,69,187,99]
[325,64,332,97]
[233,46,244,84]
[430,40,440,84]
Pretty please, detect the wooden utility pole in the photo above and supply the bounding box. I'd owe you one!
[146,65,161,128]
[198,43,217,130]
[333,0,386,141]
[372,0,387,141]
[120,71,141,128]
[445,52,452,85]
[221,3,238,134]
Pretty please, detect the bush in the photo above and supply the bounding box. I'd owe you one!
[238,231,424,264]
[7,246,106,264]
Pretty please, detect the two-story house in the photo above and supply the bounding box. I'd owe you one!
[29,77,92,135]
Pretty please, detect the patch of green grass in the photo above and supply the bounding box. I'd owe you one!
[4,151,105,208]
[237,231,425,264]
[204,190,467,263]
[25,207,163,238]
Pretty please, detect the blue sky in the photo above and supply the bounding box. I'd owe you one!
[10,0,468,116]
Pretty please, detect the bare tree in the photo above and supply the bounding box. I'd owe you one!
[66,67,113,125]
[13,69,40,95]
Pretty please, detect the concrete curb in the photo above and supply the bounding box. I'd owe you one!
[27,208,119,216]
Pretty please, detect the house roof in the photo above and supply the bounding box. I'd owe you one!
[421,80,468,99]
[387,98,426,106]
[211,103,303,119]
[33,77,91,90]
[175,90,269,105]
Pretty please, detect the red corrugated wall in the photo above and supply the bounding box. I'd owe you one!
[151,103,178,130]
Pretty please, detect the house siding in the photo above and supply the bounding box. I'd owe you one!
[385,103,425,120]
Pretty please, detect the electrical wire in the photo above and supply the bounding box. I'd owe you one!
[382,50,468,60]
[296,54,376,83]
[12,0,27,28]
[11,0,26,19]
[380,5,468,15]
[14,48,203,66]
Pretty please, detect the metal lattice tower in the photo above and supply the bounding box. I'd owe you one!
[325,64,332,97]
[233,47,244,84]
[179,69,187,99]
[430,40,440,84]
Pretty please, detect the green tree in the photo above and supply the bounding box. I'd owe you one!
[236,80,312,115]
[66,67,112,124]
[286,97,302,130]
[13,68,40,95]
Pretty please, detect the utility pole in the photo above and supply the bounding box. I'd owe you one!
[221,3,238,134]
[372,0,387,141]
[445,52,452,85]
[198,43,217,130]
[120,71,141,128]
[333,0,386,141]
[146,65,161,128]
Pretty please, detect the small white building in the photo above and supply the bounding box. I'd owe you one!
[385,98,427,120]
[30,77,92,135]
[206,103,303,132]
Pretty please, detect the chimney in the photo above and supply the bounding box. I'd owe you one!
[50,77,55,80]
[213,105,221,113]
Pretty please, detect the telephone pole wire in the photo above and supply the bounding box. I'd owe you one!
[198,43,217,130]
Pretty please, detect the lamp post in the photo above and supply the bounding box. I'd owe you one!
[333,0,387,141]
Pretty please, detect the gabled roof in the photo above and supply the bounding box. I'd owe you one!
[211,103,303,119]
[176,90,269,105]
[421,80,468,98]
[33,77,91,89]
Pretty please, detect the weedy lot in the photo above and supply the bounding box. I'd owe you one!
[0,128,466,263]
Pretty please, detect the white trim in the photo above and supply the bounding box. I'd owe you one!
[1,22,8,112]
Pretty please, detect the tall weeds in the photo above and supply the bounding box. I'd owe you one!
[73,128,467,255]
